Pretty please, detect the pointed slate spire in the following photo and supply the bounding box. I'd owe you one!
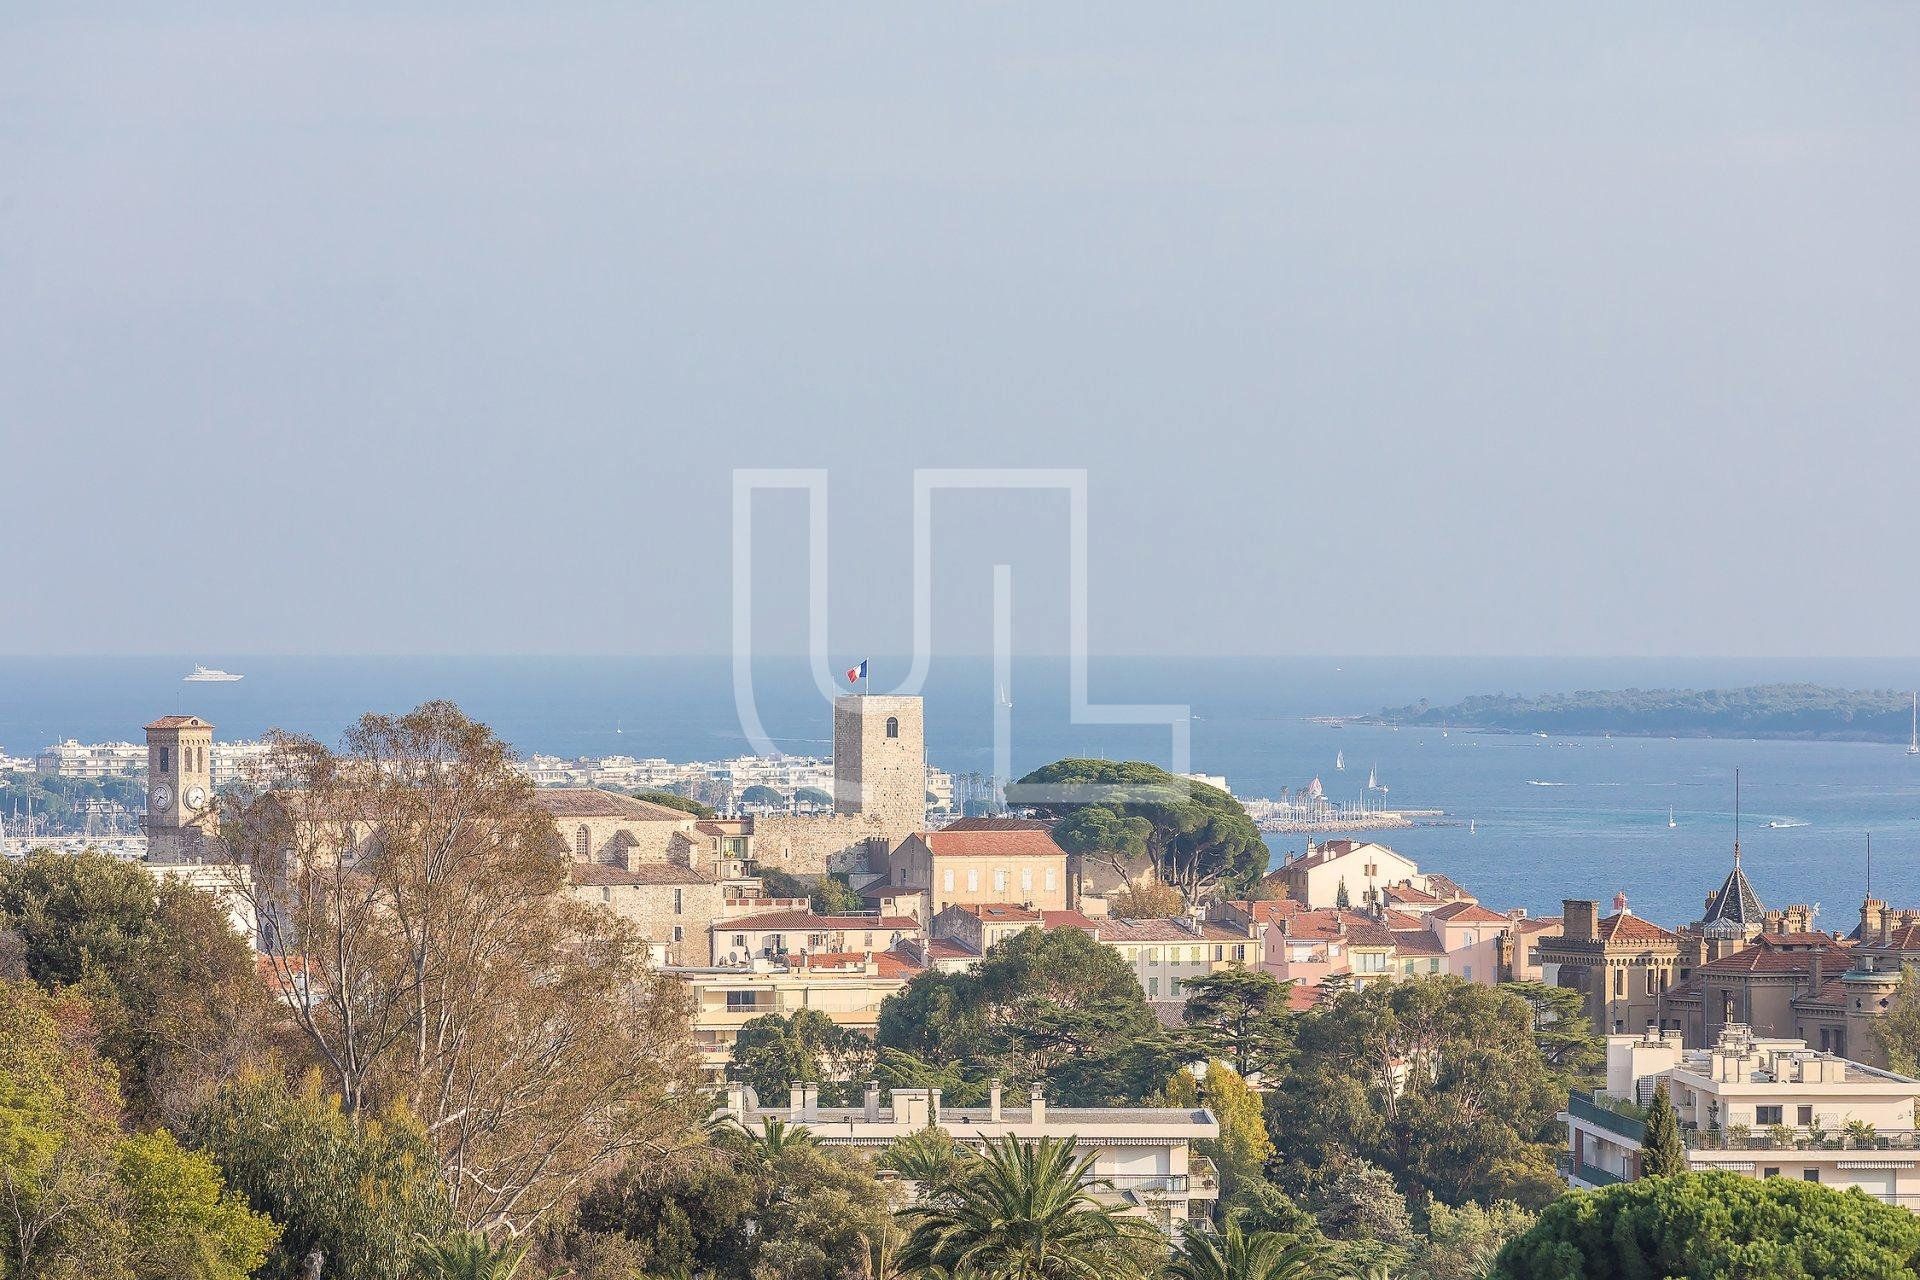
[1701,768,1764,928]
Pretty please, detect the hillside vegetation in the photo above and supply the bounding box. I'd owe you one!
[1374,683,1920,741]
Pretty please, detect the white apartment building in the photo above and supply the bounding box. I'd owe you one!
[35,739,147,778]
[666,951,919,1076]
[1566,1025,1920,1211]
[719,1081,1220,1230]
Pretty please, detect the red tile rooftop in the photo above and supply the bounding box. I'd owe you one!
[956,903,1044,922]
[535,789,698,821]
[917,828,1067,858]
[1427,901,1509,926]
[1594,913,1681,944]
[940,816,1053,832]
[1040,910,1102,932]
[1698,943,1852,977]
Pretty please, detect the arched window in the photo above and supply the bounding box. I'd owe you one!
[575,826,589,859]
[885,717,899,739]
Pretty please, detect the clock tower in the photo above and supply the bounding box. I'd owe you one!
[145,715,217,864]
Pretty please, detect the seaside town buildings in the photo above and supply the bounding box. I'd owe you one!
[1564,1024,1920,1210]
[718,1080,1221,1231]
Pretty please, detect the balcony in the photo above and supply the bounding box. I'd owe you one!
[1684,1128,1920,1153]
[1101,1174,1189,1196]
[1567,1092,1647,1143]
[1575,1162,1624,1187]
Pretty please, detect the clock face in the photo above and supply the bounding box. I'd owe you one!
[185,785,207,810]
[151,784,173,811]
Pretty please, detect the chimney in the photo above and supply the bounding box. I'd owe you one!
[789,1080,804,1114]
[864,1080,881,1122]
[1564,899,1598,943]
[801,1082,819,1120]
[1029,1083,1046,1125]
[989,1077,1003,1121]
[1811,949,1824,994]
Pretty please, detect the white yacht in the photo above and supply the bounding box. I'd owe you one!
[183,665,243,682]
[1908,692,1918,757]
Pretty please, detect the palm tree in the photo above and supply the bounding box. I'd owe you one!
[721,1114,817,1171]
[882,1125,975,1195]
[1168,1221,1337,1280]
[412,1231,536,1280]
[897,1134,1141,1280]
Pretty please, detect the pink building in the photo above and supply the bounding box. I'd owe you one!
[1422,900,1513,984]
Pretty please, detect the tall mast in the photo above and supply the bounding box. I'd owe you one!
[1732,767,1741,868]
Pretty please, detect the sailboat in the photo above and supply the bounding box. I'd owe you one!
[997,682,1013,710]
[1366,763,1378,789]
[1908,692,1918,757]
[1668,805,1677,829]
[1468,819,1476,835]
[1335,750,1345,772]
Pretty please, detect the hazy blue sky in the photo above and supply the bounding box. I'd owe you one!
[3,5,1916,658]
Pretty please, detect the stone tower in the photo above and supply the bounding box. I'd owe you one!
[145,715,217,864]
[832,694,925,835]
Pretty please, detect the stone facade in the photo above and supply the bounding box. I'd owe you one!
[144,716,218,864]
[566,862,724,966]
[534,789,698,867]
[832,695,925,833]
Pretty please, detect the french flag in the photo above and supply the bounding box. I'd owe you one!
[845,659,867,685]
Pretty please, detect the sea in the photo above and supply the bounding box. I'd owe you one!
[4,654,1919,932]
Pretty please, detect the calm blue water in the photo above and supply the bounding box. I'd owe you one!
[4,655,1918,929]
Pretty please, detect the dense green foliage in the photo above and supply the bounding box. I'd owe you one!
[876,926,1174,1105]
[1491,1171,1920,1279]
[760,868,864,915]
[1166,1063,1272,1197]
[1011,760,1269,899]
[1267,978,1566,1210]
[0,851,275,1129]
[187,1072,454,1280]
[1378,683,1920,741]
[1182,969,1296,1080]
[1166,1221,1335,1280]
[1874,965,1920,1077]
[728,1008,877,1107]
[1640,1082,1687,1177]
[571,1118,896,1280]
[629,789,716,818]
[897,1135,1145,1280]
[0,978,280,1280]
[1501,981,1604,1096]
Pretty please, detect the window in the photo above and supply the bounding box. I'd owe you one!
[1044,868,1056,891]
[725,991,760,1011]
[158,747,170,772]
[1356,951,1387,973]
[1428,959,1440,974]
[732,934,746,949]
[943,869,954,892]
[1150,949,1163,965]
[1756,1106,1783,1126]
[1646,968,1658,995]
[967,870,979,892]
[575,826,590,859]
[863,932,874,948]
[1148,978,1160,997]
[673,889,683,914]
[1189,946,1202,962]
[1763,1167,1780,1179]
[1464,931,1477,946]
[995,870,1007,892]
[885,717,899,739]
[1798,1105,1813,1126]
[1614,968,1625,997]
[1214,946,1223,961]
[1802,1169,1820,1183]
[1170,978,1182,996]
[1463,965,1473,982]
[1021,868,1033,892]
[600,888,610,903]
[671,926,683,943]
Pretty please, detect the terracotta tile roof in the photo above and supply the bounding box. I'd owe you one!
[861,882,921,900]
[919,828,1066,859]
[727,909,921,932]
[1423,873,1471,900]
[1756,931,1847,949]
[535,789,698,822]
[1391,930,1449,957]
[1100,919,1208,944]
[1595,912,1680,944]
[1861,925,1920,952]
[1232,899,1308,925]
[940,816,1053,832]
[1041,910,1102,933]
[1698,942,1851,977]
[1343,921,1396,948]
[1376,908,1429,929]
[1287,984,1324,1012]
[956,903,1042,923]
[694,821,733,836]
[925,939,979,959]
[145,715,211,730]
[570,862,714,886]
[1273,908,1384,943]
[876,948,925,978]
[1384,884,1442,905]
[1795,976,1853,1007]
[1428,901,1509,926]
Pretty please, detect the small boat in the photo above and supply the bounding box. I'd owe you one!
[1367,764,1379,789]
[997,683,1013,710]
[1908,692,1918,757]
[1532,732,1550,739]
[1335,750,1345,772]
[1469,819,1476,835]
[1668,805,1677,829]
[183,665,243,683]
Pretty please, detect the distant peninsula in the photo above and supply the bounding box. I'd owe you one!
[1369,683,1919,742]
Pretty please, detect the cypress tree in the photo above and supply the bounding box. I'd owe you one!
[1640,1080,1687,1177]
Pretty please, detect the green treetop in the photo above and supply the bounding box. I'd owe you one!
[1640,1081,1687,1177]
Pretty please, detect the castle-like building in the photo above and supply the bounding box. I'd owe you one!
[143,715,219,864]
[1541,840,1914,1068]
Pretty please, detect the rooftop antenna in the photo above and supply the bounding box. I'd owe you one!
[1866,831,1873,900]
